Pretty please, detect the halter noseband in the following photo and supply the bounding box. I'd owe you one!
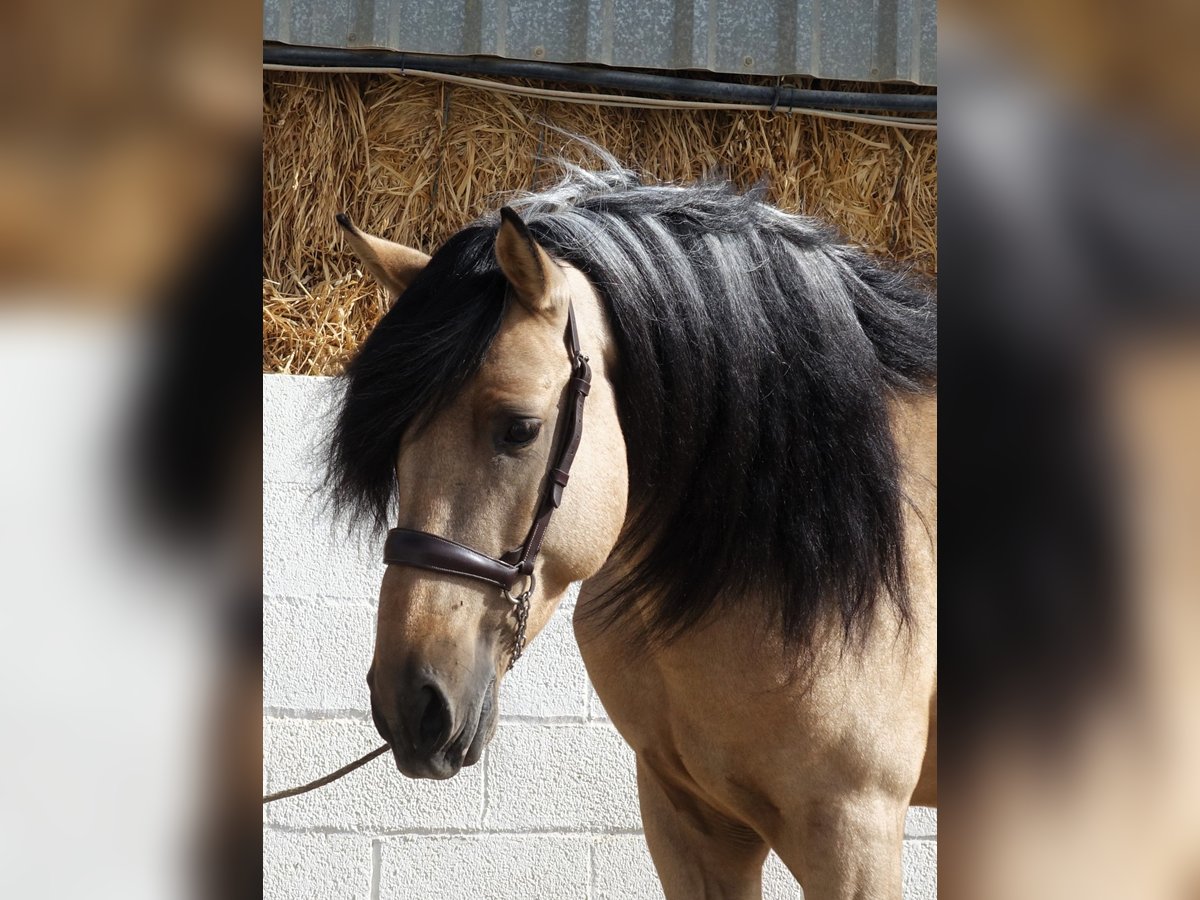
[382,303,592,669]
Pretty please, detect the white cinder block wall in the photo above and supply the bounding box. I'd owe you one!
[264,374,937,899]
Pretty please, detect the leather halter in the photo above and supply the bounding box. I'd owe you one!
[382,302,592,667]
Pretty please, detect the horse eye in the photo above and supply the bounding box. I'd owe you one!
[502,418,541,448]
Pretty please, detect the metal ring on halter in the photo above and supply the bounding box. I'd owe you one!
[502,570,536,604]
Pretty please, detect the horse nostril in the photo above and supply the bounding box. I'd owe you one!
[415,683,451,751]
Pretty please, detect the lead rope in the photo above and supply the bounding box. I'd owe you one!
[262,743,389,804]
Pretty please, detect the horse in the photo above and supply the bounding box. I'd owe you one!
[324,158,937,899]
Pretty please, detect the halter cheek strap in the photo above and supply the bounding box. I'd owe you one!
[382,302,592,668]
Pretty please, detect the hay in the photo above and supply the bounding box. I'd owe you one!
[264,71,937,375]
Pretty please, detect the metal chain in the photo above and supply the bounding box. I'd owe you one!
[508,590,531,671]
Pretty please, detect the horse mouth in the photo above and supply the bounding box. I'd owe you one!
[459,675,497,768]
[460,681,494,763]
[383,674,498,780]
[434,675,496,776]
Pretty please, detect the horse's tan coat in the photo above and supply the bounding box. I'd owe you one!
[574,392,937,899]
[349,219,936,900]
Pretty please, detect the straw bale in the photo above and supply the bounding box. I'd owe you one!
[264,71,936,375]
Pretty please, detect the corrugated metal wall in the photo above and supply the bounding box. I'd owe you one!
[264,0,936,86]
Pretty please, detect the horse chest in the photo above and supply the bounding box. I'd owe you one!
[573,603,791,823]
[574,618,671,743]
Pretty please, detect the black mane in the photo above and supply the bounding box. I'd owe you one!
[327,161,936,652]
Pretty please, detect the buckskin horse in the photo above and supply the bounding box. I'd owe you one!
[324,157,937,899]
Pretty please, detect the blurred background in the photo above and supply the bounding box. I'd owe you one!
[0,0,1196,897]
[939,2,1200,898]
[0,1,261,898]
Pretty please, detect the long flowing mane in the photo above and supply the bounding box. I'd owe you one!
[327,157,936,652]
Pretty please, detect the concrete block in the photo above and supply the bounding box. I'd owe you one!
[500,610,589,719]
[263,481,382,600]
[483,723,640,831]
[903,839,937,900]
[379,835,589,900]
[263,595,375,711]
[262,829,372,900]
[263,375,338,486]
[905,806,937,838]
[264,717,484,832]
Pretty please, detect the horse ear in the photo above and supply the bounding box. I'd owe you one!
[495,207,566,315]
[336,214,430,300]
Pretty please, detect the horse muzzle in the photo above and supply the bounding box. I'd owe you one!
[368,663,498,779]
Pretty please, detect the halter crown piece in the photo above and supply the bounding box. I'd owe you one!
[382,302,592,670]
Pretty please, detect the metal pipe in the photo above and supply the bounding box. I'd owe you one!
[263,44,936,114]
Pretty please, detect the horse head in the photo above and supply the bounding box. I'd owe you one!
[333,208,628,779]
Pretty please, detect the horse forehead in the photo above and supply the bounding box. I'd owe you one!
[480,313,568,391]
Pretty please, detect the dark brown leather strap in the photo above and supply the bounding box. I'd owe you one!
[382,302,591,595]
[512,351,590,576]
[383,528,523,590]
